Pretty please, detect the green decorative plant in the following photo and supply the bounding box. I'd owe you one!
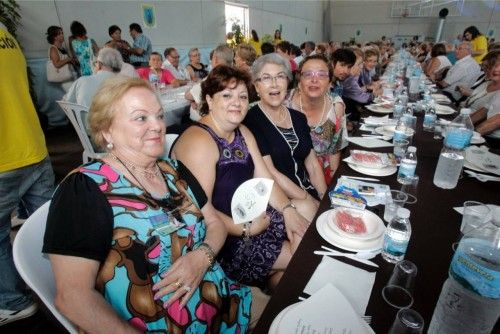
[261,34,273,44]
[0,0,21,37]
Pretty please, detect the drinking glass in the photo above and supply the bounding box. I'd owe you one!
[388,308,424,333]
[384,190,408,223]
[400,176,419,205]
[382,260,417,309]
[460,201,492,235]
[393,139,409,161]
[433,124,443,140]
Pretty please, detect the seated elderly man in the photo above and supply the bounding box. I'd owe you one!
[475,92,500,139]
[438,41,482,102]
[161,47,190,85]
[185,44,234,121]
[64,47,122,107]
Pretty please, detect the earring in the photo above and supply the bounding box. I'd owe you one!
[106,142,114,150]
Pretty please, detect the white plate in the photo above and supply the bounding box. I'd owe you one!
[375,125,396,137]
[326,208,385,241]
[317,211,384,252]
[435,104,456,115]
[366,104,393,114]
[431,93,451,104]
[347,162,397,177]
[465,147,500,176]
[268,303,298,334]
[463,159,490,173]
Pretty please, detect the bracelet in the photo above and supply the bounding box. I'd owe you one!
[281,201,297,213]
[197,242,215,269]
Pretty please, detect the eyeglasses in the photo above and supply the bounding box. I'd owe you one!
[256,73,288,85]
[301,70,329,80]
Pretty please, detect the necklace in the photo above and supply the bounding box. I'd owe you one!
[299,92,328,134]
[258,102,286,126]
[109,152,161,179]
[208,113,234,141]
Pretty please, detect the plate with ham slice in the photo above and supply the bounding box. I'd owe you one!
[327,208,385,241]
[316,209,385,252]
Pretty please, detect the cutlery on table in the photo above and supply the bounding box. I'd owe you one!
[341,175,381,182]
[464,170,500,182]
[321,245,382,259]
[314,250,379,268]
[361,134,392,141]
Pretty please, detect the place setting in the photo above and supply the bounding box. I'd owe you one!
[464,146,500,178]
[343,149,398,177]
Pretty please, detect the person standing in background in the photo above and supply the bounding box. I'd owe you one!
[0,22,55,326]
[249,29,262,56]
[129,23,152,68]
[463,26,488,64]
[68,21,99,77]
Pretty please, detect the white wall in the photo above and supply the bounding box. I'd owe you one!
[328,0,500,43]
[16,0,325,59]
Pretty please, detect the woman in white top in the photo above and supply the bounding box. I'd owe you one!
[424,43,452,82]
[46,26,76,91]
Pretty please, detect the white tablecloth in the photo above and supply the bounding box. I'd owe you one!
[159,85,191,126]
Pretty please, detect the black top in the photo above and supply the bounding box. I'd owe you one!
[43,160,207,262]
[186,63,208,79]
[244,104,317,197]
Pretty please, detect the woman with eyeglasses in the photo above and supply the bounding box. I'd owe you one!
[173,65,310,291]
[284,54,348,185]
[186,47,208,81]
[244,54,327,213]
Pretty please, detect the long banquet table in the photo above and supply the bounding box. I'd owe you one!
[254,107,500,333]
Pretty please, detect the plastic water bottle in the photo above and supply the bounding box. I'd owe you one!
[397,146,417,184]
[423,101,437,132]
[393,98,404,120]
[382,208,412,263]
[428,210,500,333]
[433,108,473,189]
[149,72,159,91]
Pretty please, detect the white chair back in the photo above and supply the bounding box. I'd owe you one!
[57,100,104,163]
[163,134,179,159]
[12,201,78,334]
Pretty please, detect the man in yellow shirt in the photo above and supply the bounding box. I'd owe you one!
[0,24,54,326]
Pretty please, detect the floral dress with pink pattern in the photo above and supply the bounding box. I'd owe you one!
[43,159,251,333]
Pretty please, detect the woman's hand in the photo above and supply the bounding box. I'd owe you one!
[282,207,309,239]
[249,212,271,236]
[152,249,210,308]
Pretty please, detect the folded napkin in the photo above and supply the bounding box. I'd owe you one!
[363,115,391,126]
[304,256,376,315]
[359,123,376,132]
[347,137,394,148]
[431,93,451,104]
[280,283,374,333]
[435,104,456,114]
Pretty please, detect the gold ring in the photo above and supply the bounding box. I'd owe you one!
[174,281,182,289]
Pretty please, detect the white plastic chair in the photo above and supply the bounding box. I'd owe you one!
[12,201,78,334]
[57,100,104,163]
[163,133,179,159]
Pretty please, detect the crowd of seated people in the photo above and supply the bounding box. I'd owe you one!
[32,22,500,333]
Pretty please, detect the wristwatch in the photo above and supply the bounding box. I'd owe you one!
[281,201,297,213]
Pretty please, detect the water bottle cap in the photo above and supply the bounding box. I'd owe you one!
[397,208,411,219]
[408,146,416,153]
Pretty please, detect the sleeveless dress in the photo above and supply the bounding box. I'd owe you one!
[46,159,251,333]
[195,123,287,286]
[187,63,208,79]
[72,38,94,76]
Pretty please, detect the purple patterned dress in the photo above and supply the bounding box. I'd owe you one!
[196,123,287,286]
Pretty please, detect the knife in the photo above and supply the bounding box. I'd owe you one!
[314,250,379,268]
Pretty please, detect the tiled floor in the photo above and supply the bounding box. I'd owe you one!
[5,125,82,333]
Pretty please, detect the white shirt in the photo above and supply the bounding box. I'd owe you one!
[435,55,452,73]
[64,71,115,107]
[120,63,139,78]
[443,55,481,100]
[485,92,500,138]
[161,59,190,80]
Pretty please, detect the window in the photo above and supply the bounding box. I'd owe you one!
[225,2,249,38]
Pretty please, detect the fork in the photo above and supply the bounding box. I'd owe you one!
[464,170,500,182]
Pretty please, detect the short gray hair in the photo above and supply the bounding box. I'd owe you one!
[97,48,123,73]
[459,41,472,53]
[251,53,292,82]
[213,44,234,65]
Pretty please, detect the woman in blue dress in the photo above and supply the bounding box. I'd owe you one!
[43,76,251,333]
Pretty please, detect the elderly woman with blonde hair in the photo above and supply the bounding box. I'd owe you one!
[43,75,252,333]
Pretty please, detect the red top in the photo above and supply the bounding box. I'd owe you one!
[136,67,176,84]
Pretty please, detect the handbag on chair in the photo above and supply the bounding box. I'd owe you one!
[46,46,74,83]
